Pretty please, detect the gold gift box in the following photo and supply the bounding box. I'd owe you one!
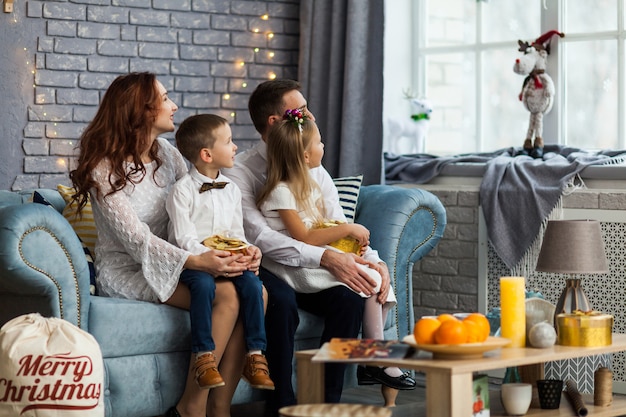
[314,222,362,255]
[327,237,361,255]
[556,312,613,347]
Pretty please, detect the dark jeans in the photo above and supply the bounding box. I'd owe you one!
[260,267,364,415]
[179,269,266,352]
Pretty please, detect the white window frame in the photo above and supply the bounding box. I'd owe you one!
[383,0,626,154]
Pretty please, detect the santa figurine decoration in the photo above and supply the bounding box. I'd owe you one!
[513,30,564,158]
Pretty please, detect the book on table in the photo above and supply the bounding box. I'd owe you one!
[312,338,413,362]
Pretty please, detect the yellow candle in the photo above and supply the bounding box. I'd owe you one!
[500,276,526,347]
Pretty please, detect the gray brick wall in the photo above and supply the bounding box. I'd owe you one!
[8,0,299,190]
[412,186,481,318]
[411,184,626,318]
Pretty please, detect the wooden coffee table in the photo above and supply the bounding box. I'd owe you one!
[296,334,626,417]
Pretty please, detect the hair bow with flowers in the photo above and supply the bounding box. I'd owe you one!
[283,108,307,133]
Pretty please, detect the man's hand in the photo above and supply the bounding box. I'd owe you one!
[371,261,391,304]
[320,250,377,296]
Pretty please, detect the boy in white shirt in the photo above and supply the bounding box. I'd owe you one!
[166,114,274,391]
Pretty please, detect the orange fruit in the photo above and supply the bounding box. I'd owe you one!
[462,319,482,343]
[463,313,490,343]
[436,313,457,323]
[434,319,468,345]
[414,317,441,345]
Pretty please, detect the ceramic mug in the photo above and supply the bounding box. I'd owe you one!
[501,383,532,416]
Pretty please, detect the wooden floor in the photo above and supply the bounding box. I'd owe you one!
[230,382,427,417]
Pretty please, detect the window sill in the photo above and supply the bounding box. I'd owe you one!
[412,163,626,191]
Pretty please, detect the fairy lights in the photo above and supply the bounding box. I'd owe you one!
[234,12,279,104]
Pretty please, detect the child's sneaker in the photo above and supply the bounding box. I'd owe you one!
[194,352,225,389]
[242,353,275,390]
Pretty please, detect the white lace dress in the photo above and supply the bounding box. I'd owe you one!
[91,138,190,303]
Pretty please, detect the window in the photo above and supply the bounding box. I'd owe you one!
[383,0,624,155]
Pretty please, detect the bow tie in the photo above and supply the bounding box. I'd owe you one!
[199,182,228,193]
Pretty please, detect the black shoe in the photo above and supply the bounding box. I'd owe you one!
[357,365,379,385]
[530,146,544,159]
[165,407,181,417]
[358,366,416,390]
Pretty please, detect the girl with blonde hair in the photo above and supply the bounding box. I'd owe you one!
[257,109,416,403]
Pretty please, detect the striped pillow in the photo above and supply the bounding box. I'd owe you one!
[333,175,363,223]
[57,184,97,257]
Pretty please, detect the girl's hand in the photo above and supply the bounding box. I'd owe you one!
[347,224,370,246]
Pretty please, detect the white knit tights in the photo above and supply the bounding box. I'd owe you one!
[361,297,403,378]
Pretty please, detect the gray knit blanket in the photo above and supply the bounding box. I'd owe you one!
[385,145,626,270]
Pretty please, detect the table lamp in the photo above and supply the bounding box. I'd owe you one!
[535,219,608,324]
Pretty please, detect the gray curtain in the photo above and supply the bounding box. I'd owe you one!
[299,0,384,185]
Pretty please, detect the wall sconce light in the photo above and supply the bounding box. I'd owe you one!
[4,0,14,13]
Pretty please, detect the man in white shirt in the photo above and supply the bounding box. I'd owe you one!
[226,79,387,415]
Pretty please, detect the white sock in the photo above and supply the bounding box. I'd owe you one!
[384,367,404,378]
[196,350,212,359]
[248,350,262,356]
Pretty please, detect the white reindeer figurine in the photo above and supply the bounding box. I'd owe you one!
[513,30,564,158]
[387,94,433,155]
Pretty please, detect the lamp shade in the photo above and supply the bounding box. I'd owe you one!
[535,220,609,274]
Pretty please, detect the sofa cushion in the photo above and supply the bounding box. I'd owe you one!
[88,296,190,358]
[333,175,363,223]
[33,191,98,296]
[57,184,98,256]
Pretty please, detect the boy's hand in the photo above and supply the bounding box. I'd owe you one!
[190,249,246,278]
[244,245,262,275]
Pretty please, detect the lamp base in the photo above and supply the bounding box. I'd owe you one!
[553,278,591,328]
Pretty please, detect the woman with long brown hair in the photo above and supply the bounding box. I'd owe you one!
[71,72,251,417]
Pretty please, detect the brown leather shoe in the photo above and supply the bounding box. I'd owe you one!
[242,354,275,390]
[194,352,225,389]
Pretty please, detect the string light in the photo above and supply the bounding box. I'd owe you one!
[229,11,281,129]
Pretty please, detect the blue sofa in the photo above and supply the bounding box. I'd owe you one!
[0,185,446,417]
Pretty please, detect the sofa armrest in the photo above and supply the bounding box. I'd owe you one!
[0,203,92,329]
[355,185,446,340]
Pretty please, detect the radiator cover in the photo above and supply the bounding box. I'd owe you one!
[481,208,625,393]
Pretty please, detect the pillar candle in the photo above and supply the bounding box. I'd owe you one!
[500,276,526,347]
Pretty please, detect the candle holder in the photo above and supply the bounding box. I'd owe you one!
[535,220,608,327]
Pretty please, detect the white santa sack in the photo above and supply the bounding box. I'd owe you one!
[0,313,104,417]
